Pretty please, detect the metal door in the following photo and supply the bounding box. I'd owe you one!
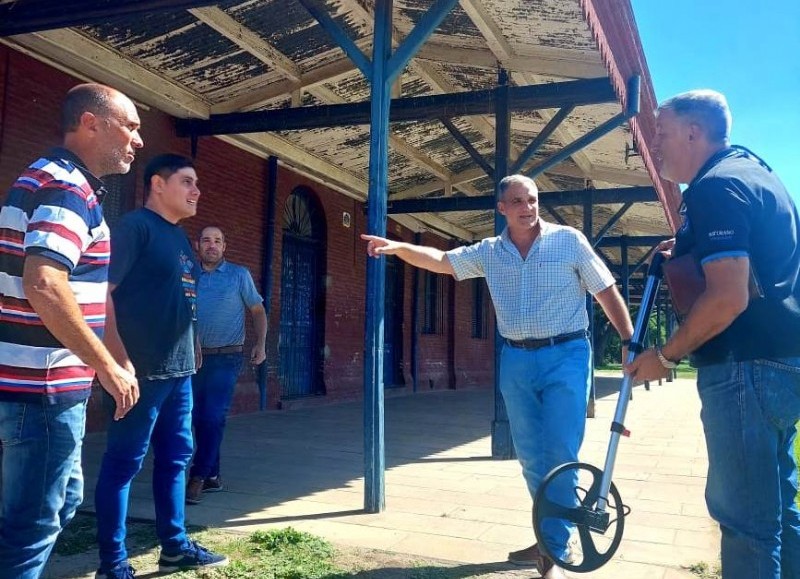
[278,234,319,398]
[383,256,404,387]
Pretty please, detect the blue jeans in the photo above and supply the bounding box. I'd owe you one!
[499,337,591,560]
[0,398,87,579]
[697,356,800,579]
[190,353,243,479]
[94,376,194,570]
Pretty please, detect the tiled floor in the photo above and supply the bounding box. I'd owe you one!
[72,373,719,578]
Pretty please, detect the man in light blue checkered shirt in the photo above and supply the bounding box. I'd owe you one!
[363,175,633,578]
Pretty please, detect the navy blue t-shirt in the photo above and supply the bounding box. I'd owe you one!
[110,208,198,380]
[673,147,800,365]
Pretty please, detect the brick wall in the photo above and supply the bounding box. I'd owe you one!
[0,45,495,431]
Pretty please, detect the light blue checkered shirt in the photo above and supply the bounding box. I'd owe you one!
[447,221,615,340]
[196,260,263,348]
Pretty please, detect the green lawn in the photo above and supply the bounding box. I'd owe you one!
[796,429,800,507]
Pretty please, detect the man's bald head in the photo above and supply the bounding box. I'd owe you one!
[61,83,122,135]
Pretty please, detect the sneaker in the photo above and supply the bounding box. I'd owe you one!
[186,476,204,505]
[203,476,224,493]
[158,539,229,572]
[95,561,135,578]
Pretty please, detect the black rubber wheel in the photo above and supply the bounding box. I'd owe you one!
[532,462,627,573]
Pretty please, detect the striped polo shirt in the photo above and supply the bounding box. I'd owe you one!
[0,148,110,404]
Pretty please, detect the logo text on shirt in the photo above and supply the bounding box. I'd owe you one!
[708,229,735,241]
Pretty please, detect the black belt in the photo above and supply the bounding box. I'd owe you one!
[201,345,243,355]
[505,330,587,350]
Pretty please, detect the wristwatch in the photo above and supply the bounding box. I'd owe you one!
[655,346,678,369]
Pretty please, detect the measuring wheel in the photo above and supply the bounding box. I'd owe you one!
[533,462,629,572]
[531,253,666,572]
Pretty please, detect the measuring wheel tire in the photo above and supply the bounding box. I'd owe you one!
[532,462,628,573]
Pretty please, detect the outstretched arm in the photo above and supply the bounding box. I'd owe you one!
[361,234,455,275]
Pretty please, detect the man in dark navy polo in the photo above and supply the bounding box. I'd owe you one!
[627,89,800,579]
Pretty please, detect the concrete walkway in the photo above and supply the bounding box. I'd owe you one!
[75,374,719,578]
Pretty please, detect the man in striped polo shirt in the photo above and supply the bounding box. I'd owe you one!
[362,174,633,579]
[0,83,142,578]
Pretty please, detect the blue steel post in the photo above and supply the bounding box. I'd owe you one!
[258,155,279,410]
[363,0,393,514]
[491,68,514,459]
[584,195,596,418]
[411,232,421,392]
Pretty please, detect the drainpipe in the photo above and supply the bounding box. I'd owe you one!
[258,156,278,410]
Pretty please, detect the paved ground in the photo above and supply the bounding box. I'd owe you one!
[63,373,719,578]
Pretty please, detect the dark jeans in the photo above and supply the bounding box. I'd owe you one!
[189,353,243,480]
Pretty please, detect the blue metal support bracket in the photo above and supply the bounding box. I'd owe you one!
[592,201,634,248]
[584,196,597,419]
[510,105,574,174]
[491,69,514,460]
[525,75,641,180]
[386,0,460,83]
[297,0,372,80]
[541,201,569,226]
[440,117,495,180]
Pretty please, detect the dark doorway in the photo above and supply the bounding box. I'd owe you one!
[278,188,326,398]
[384,255,405,388]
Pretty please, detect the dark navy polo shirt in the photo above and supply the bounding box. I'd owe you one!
[673,146,800,366]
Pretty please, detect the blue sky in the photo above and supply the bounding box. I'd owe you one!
[630,0,800,198]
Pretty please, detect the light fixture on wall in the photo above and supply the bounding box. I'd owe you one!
[342,211,351,228]
[624,141,640,165]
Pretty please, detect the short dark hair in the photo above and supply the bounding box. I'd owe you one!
[497,174,538,201]
[61,83,115,134]
[199,225,225,242]
[144,154,195,195]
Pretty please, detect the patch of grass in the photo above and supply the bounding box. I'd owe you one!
[796,424,800,507]
[54,513,97,556]
[218,528,344,579]
[686,560,721,579]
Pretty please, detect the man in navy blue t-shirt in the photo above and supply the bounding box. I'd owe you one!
[94,154,228,578]
[627,90,800,579]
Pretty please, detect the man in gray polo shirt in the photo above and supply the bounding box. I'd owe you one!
[362,174,633,579]
[187,225,267,504]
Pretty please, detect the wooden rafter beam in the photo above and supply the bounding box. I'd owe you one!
[548,163,653,187]
[210,52,361,113]
[188,6,301,82]
[186,7,479,193]
[0,0,217,36]
[457,0,513,63]
[415,42,606,79]
[6,29,210,118]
